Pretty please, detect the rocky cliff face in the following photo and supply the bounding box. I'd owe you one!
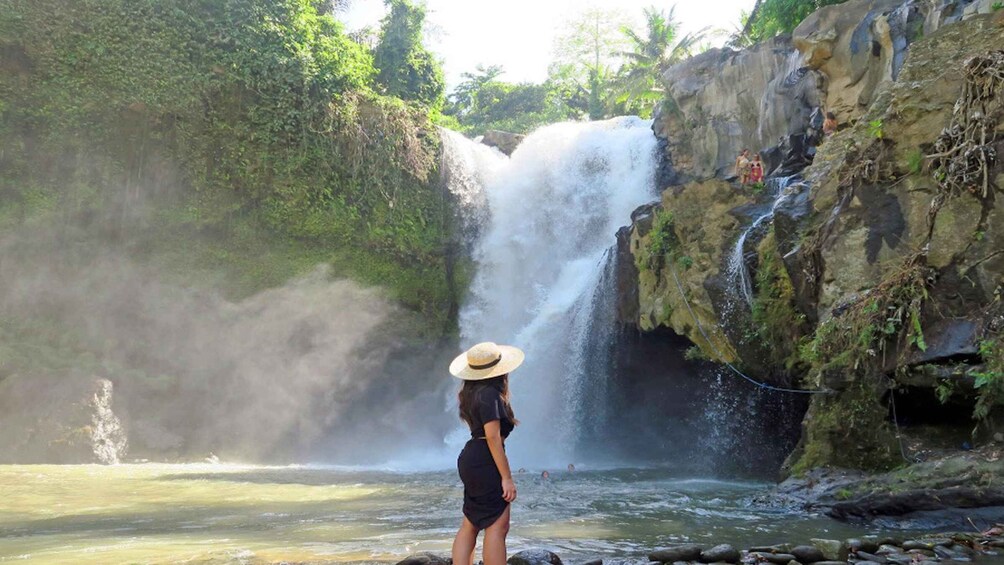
[626,0,1004,477]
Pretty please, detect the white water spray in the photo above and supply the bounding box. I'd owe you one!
[723,176,800,313]
[449,117,658,467]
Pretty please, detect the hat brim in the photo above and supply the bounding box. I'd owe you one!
[449,345,525,381]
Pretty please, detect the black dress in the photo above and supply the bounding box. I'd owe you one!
[457,378,515,530]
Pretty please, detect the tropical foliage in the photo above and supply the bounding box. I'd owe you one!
[733,0,848,46]
[0,0,453,325]
[609,7,707,118]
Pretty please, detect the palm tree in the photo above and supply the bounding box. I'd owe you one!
[611,6,707,117]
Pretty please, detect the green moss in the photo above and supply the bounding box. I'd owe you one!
[791,381,900,474]
[751,229,809,371]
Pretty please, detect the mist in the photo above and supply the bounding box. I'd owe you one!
[0,224,457,463]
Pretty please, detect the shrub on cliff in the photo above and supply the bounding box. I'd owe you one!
[0,0,454,324]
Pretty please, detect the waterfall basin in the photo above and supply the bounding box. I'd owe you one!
[0,463,971,564]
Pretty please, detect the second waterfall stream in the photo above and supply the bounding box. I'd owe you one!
[443,117,659,467]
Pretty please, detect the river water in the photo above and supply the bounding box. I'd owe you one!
[0,464,910,564]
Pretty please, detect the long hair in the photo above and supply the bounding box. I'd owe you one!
[458,375,518,426]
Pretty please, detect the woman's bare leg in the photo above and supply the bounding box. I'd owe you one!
[452,517,479,565]
[482,506,510,565]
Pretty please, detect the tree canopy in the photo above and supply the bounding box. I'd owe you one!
[373,0,445,108]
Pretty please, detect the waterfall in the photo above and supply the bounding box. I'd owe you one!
[722,175,801,315]
[91,379,127,465]
[445,117,658,467]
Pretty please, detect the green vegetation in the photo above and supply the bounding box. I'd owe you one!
[907,148,925,174]
[0,0,456,328]
[636,207,680,273]
[992,2,1004,12]
[373,0,445,109]
[443,66,577,135]
[733,0,848,46]
[446,4,708,131]
[868,119,885,140]
[609,7,706,118]
[799,256,930,372]
[973,337,1004,423]
[751,230,809,370]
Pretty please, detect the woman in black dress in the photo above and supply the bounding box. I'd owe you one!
[449,341,524,565]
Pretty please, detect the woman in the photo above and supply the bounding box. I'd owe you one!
[450,341,524,565]
[735,149,752,185]
[749,154,765,184]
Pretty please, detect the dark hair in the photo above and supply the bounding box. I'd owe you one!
[826,112,836,120]
[458,375,518,426]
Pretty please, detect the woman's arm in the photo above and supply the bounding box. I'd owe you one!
[483,420,516,502]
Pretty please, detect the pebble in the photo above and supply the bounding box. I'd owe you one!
[902,541,934,551]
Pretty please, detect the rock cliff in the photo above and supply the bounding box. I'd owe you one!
[625,0,1004,480]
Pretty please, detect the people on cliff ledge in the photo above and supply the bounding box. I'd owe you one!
[749,154,765,184]
[735,149,752,185]
[823,111,838,136]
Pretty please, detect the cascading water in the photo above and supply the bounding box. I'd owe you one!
[448,117,658,467]
[722,176,801,314]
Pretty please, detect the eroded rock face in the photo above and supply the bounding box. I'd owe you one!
[631,0,1004,476]
[657,37,823,182]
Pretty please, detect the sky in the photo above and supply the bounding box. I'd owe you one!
[340,0,756,89]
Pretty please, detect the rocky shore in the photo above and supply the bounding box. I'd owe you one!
[397,529,1004,565]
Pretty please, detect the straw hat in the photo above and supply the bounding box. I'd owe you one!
[449,341,525,381]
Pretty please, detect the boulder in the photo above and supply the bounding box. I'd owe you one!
[480,130,524,156]
[811,539,849,561]
[649,546,703,563]
[700,544,740,564]
[791,545,827,563]
[508,550,563,565]
[396,554,451,565]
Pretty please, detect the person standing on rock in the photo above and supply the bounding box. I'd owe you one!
[735,149,752,185]
[749,154,765,184]
[450,341,525,565]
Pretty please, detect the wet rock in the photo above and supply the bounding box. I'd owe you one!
[700,544,740,564]
[479,130,524,156]
[902,541,934,551]
[906,549,935,557]
[749,545,791,554]
[750,553,797,564]
[811,539,849,562]
[649,546,703,563]
[508,550,563,565]
[396,553,452,565]
[580,560,602,565]
[884,555,912,565]
[853,551,887,564]
[875,545,901,556]
[791,545,826,563]
[847,540,880,554]
[813,562,850,565]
